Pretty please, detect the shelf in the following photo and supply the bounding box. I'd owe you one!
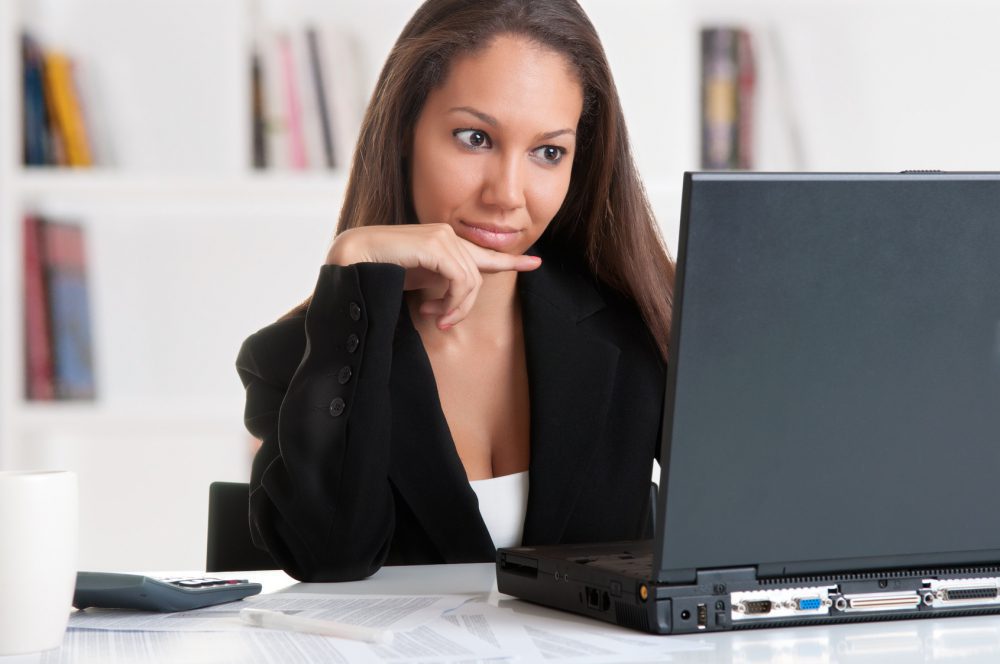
[12,170,350,202]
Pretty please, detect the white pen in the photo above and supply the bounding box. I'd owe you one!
[239,607,395,645]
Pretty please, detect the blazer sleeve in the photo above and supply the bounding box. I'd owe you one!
[236,262,406,581]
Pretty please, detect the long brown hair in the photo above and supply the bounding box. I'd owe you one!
[303,0,675,359]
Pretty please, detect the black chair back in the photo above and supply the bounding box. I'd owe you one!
[206,481,279,572]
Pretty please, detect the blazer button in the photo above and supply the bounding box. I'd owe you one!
[337,366,352,385]
[329,398,346,417]
[349,302,361,321]
[346,333,359,353]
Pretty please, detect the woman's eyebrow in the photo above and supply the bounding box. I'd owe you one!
[539,128,576,140]
[448,106,576,140]
[449,106,498,126]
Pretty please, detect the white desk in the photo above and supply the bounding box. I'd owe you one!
[4,563,1000,662]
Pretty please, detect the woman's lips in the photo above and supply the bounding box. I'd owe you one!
[457,220,523,251]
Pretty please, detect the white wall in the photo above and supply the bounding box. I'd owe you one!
[6,0,1000,570]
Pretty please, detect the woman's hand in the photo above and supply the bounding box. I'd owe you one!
[326,224,541,329]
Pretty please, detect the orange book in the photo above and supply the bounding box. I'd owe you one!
[42,52,92,167]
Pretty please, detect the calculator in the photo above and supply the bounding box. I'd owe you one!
[73,572,262,612]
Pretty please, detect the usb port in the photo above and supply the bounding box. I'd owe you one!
[697,603,707,629]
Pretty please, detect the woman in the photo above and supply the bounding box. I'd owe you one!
[237,0,675,582]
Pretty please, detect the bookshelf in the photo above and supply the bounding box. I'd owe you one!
[2,0,999,570]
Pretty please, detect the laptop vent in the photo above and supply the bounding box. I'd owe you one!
[614,601,649,632]
[758,565,1000,586]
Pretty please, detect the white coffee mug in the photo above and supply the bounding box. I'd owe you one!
[0,470,78,655]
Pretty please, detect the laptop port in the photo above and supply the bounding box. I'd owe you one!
[732,587,835,621]
[843,592,920,612]
[499,553,537,579]
[943,587,998,602]
[923,578,1000,607]
[741,600,773,615]
[795,597,822,611]
[585,587,610,611]
[697,603,708,629]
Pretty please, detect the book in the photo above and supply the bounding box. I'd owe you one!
[700,27,755,170]
[291,28,328,170]
[254,25,365,171]
[735,30,756,170]
[21,33,52,166]
[260,32,290,169]
[251,48,268,169]
[40,220,96,400]
[306,26,337,169]
[278,33,308,169]
[22,215,55,400]
[42,51,93,167]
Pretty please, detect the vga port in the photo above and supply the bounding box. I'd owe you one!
[795,597,822,611]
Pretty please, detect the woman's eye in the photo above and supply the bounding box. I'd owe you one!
[453,129,491,149]
[533,145,566,164]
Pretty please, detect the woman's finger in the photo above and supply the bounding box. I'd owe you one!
[436,275,479,328]
[429,238,483,327]
[465,242,543,274]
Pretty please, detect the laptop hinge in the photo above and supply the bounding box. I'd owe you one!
[657,567,759,586]
[656,568,697,584]
[696,567,758,588]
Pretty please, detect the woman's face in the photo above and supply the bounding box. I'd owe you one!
[409,34,585,255]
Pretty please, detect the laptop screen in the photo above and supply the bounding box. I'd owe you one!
[656,173,1000,583]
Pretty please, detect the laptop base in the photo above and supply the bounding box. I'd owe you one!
[498,542,1000,634]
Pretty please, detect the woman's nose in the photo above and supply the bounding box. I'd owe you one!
[481,154,527,211]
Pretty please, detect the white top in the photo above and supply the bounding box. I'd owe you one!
[469,470,530,549]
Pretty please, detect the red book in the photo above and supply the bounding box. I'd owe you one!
[736,29,756,170]
[23,215,56,400]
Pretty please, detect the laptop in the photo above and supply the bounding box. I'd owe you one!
[497,171,1000,634]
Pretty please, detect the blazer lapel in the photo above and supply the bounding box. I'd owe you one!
[518,254,621,545]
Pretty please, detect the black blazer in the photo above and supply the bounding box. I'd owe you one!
[237,247,665,582]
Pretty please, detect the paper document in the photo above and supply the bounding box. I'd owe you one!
[69,593,469,633]
[64,589,716,662]
[43,625,515,664]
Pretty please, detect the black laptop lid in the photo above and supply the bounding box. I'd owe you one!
[655,173,1000,584]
